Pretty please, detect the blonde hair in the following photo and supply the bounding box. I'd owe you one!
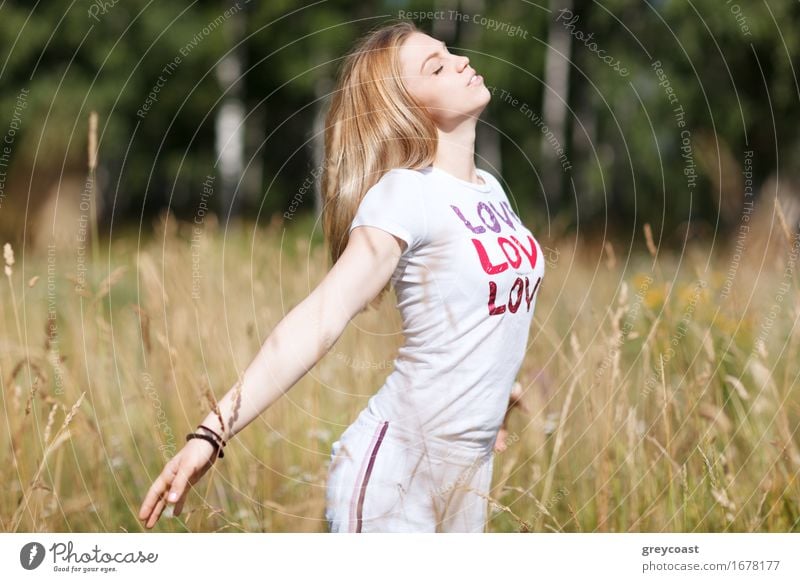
[321,20,438,305]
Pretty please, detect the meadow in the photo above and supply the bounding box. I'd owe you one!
[1,208,798,533]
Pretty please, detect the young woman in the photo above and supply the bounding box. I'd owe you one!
[138,20,545,533]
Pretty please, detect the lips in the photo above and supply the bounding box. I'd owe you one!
[466,67,483,86]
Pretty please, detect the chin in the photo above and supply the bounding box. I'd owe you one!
[473,92,491,114]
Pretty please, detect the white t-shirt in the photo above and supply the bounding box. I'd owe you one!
[348,165,545,455]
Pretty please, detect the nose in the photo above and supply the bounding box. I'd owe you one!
[458,55,470,71]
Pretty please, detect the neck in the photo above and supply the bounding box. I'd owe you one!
[433,117,482,185]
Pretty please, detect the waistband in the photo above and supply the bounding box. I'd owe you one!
[349,406,495,466]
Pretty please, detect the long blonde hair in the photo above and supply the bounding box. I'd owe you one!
[321,20,438,304]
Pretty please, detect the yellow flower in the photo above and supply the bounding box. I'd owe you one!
[710,271,727,290]
[632,273,653,291]
[676,281,711,309]
[644,284,666,310]
[713,313,739,336]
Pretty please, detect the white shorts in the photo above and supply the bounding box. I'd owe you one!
[325,408,495,533]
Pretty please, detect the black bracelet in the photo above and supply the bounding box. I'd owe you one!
[197,424,226,447]
[186,433,224,458]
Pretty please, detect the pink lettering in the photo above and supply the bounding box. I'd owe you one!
[508,277,524,313]
[525,276,541,310]
[472,239,508,274]
[497,237,522,268]
[487,275,543,316]
[510,234,537,269]
[487,281,506,315]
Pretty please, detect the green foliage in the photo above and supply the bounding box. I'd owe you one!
[0,1,797,245]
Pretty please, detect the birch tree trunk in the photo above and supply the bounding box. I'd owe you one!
[460,0,502,174]
[215,1,246,220]
[540,0,572,202]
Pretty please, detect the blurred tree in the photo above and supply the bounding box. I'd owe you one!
[0,0,797,250]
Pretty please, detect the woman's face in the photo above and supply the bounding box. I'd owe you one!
[398,32,491,127]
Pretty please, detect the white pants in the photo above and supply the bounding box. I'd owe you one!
[325,408,495,533]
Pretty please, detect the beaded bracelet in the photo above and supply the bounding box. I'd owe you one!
[186,432,224,458]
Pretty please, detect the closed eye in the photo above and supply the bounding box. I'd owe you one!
[433,65,443,75]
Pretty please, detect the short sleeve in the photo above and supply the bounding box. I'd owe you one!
[348,169,426,255]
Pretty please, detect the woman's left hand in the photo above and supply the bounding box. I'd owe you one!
[494,382,528,452]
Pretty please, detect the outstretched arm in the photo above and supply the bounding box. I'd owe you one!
[197,226,405,442]
[138,225,407,528]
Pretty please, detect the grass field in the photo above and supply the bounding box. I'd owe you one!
[2,209,799,533]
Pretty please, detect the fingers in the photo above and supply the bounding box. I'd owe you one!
[139,445,215,529]
[509,381,523,403]
[139,456,180,528]
[166,465,194,514]
[512,397,530,414]
[173,497,186,518]
[138,477,168,525]
[494,427,509,453]
[173,466,207,517]
[509,382,529,414]
[173,472,196,517]
[144,495,167,529]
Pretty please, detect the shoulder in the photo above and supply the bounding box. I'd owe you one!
[366,167,427,197]
[356,168,428,212]
[476,167,504,192]
[379,167,427,184]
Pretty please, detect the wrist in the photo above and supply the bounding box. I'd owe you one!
[196,424,227,447]
[198,418,230,443]
[186,432,224,459]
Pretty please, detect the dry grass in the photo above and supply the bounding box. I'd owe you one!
[1,209,798,533]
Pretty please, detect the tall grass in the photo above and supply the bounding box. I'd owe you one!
[1,207,798,532]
